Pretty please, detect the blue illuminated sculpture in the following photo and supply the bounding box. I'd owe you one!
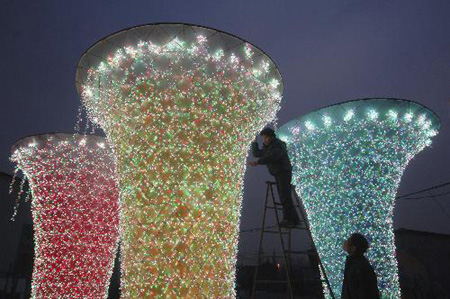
[278,99,439,297]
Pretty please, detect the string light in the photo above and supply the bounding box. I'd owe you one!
[76,24,283,297]
[278,99,440,298]
[10,133,120,298]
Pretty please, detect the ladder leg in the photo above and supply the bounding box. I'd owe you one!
[288,230,292,279]
[251,182,271,299]
[271,183,294,299]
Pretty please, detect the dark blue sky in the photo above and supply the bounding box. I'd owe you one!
[1,0,449,254]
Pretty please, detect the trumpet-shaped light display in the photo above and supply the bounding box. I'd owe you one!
[11,134,120,298]
[277,99,439,298]
[76,24,283,297]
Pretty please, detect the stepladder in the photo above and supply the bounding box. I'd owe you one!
[251,181,335,299]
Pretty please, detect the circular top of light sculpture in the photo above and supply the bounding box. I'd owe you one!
[11,133,110,156]
[76,23,283,89]
[278,98,440,142]
[75,22,283,93]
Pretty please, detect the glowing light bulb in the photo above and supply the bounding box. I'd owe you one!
[368,109,378,120]
[305,120,315,131]
[323,115,332,127]
[387,110,398,120]
[404,112,413,123]
[344,110,354,122]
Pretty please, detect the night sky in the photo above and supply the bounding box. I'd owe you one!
[1,0,449,256]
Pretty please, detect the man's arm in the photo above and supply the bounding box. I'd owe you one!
[257,142,285,165]
[251,141,263,157]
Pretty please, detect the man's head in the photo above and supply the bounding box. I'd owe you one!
[343,233,369,256]
[260,127,276,145]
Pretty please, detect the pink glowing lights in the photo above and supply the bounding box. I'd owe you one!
[11,133,120,298]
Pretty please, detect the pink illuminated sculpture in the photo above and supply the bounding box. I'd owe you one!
[11,133,120,298]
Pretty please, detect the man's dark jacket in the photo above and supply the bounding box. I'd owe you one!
[341,254,380,299]
[251,138,292,176]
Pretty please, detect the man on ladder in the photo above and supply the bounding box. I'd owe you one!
[248,127,300,227]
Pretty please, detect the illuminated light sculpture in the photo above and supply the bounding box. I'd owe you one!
[277,99,440,298]
[10,133,120,298]
[76,23,283,297]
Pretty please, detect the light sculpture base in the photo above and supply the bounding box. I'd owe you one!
[11,133,120,298]
[277,99,439,298]
[76,23,283,297]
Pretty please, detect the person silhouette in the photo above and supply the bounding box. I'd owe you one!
[342,233,380,299]
[248,127,300,227]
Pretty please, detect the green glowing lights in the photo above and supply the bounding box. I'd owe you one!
[278,99,439,298]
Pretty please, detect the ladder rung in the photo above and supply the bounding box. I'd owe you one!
[255,280,288,284]
[263,230,290,234]
[284,250,310,255]
[280,226,306,230]
[259,254,289,258]
[270,204,302,209]
[299,266,322,270]
[273,203,302,209]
